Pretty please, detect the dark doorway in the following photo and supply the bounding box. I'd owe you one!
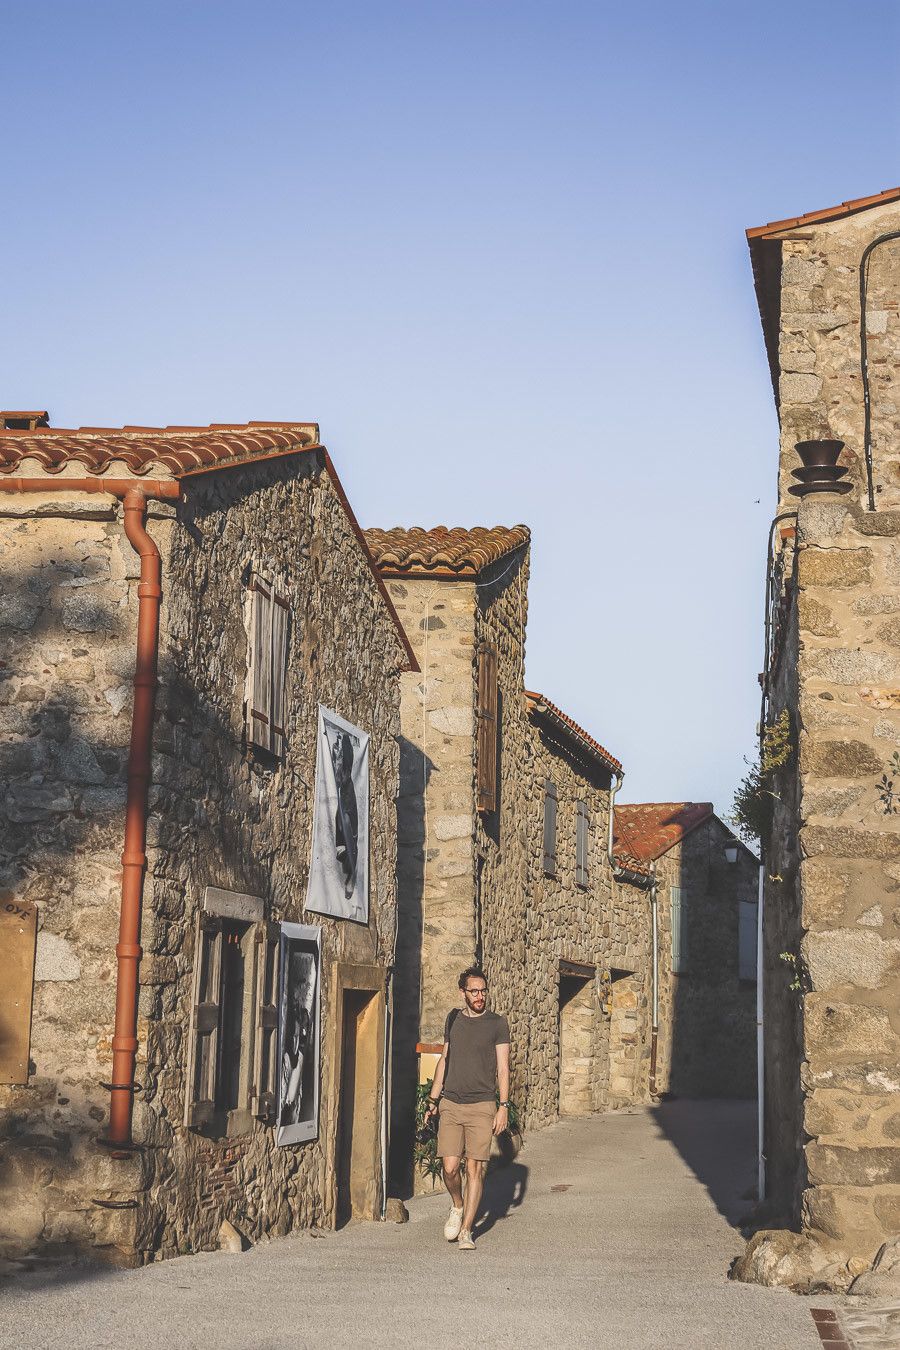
[558,970,594,1116]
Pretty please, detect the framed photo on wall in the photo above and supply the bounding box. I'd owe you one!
[306,705,370,924]
[276,923,322,1147]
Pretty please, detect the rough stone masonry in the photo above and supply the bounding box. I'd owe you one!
[737,192,900,1292]
[0,427,409,1265]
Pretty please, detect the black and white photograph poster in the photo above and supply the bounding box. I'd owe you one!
[306,705,370,924]
[275,923,321,1148]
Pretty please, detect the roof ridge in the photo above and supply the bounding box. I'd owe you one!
[524,689,621,775]
[365,523,530,577]
[747,186,900,239]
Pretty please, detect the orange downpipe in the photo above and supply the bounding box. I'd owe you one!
[0,476,176,1146]
[108,489,163,1145]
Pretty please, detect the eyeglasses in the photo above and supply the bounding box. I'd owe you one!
[465,988,487,997]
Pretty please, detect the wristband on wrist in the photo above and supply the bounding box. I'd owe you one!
[498,1100,511,1108]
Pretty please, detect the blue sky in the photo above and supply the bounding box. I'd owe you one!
[4,1,899,811]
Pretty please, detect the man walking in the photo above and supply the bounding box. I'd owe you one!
[423,967,511,1251]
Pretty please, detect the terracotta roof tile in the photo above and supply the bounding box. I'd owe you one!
[525,691,622,775]
[613,802,714,862]
[0,421,319,478]
[364,525,530,577]
[746,186,900,239]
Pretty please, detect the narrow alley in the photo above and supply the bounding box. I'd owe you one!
[0,1104,832,1350]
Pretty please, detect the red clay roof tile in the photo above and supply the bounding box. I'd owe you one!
[613,802,714,862]
[0,422,319,478]
[525,690,622,775]
[364,525,530,577]
[746,186,900,239]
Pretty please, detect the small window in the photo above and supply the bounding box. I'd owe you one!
[246,572,290,757]
[186,912,279,1133]
[575,800,590,889]
[543,779,558,876]
[476,643,499,813]
[739,900,758,982]
[671,886,688,973]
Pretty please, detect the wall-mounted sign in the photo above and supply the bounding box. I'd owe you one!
[0,897,37,1085]
[276,922,322,1147]
[306,706,370,924]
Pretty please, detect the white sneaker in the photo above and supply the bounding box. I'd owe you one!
[443,1205,464,1241]
[457,1230,476,1251]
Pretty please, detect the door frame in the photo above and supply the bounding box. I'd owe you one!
[325,962,386,1225]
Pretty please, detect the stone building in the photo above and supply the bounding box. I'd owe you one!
[0,419,415,1265]
[613,804,758,1100]
[363,526,656,1189]
[363,525,531,1189]
[523,693,654,1128]
[736,187,900,1290]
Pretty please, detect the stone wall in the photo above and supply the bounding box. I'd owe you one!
[383,573,478,1189]
[652,820,758,1100]
[0,493,141,1259]
[0,452,405,1263]
[523,725,653,1130]
[744,198,900,1280]
[472,550,532,1109]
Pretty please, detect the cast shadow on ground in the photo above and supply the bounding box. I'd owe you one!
[475,1159,528,1238]
[650,1098,758,1229]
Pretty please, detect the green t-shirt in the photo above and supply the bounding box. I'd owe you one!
[442,1009,510,1104]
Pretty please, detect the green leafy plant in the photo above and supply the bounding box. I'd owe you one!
[414,1079,522,1179]
[731,710,794,848]
[415,1081,444,1181]
[779,948,810,995]
[877,752,900,815]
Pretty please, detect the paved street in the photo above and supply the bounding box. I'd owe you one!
[0,1102,839,1350]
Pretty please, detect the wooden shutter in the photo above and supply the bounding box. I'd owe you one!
[542,780,558,876]
[270,591,289,758]
[186,913,223,1127]
[738,900,757,982]
[247,575,290,757]
[476,643,498,813]
[575,800,590,888]
[251,921,281,1121]
[247,576,273,751]
[671,886,687,974]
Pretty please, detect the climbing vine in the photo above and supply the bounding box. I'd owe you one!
[731,709,794,848]
[778,948,810,996]
[877,751,900,815]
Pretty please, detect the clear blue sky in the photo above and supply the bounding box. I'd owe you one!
[4,1,899,812]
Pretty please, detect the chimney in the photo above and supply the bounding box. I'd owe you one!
[0,411,49,430]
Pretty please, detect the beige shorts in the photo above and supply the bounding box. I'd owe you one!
[437,1099,495,1162]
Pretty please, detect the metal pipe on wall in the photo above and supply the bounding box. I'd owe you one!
[648,862,659,1098]
[756,860,766,1200]
[108,489,163,1146]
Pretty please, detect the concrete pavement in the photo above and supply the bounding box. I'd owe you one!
[0,1102,832,1349]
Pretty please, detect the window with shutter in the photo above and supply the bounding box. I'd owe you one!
[575,800,590,888]
[251,921,281,1120]
[738,900,758,982]
[671,886,687,973]
[246,573,290,757]
[186,913,223,1127]
[543,779,558,876]
[269,594,289,758]
[476,643,499,813]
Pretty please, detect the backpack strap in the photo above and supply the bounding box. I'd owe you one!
[444,1007,461,1081]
